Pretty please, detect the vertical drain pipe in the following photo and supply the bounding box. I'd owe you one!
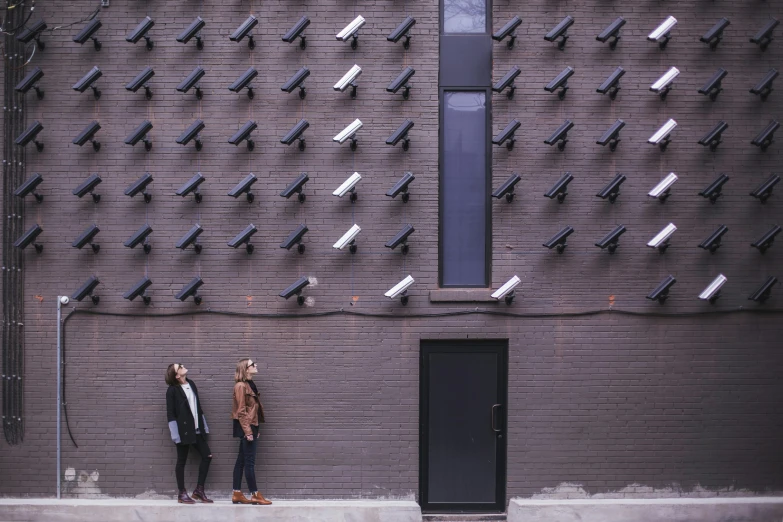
[56,297,64,499]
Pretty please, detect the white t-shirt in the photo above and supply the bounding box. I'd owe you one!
[180,383,199,430]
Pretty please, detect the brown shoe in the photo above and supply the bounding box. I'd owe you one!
[192,485,213,503]
[232,491,252,505]
[250,492,272,505]
[178,490,196,504]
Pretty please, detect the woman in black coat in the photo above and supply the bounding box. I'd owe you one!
[165,363,213,504]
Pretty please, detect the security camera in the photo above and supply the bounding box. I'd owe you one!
[177,119,205,151]
[73,121,101,151]
[648,16,677,49]
[282,16,310,49]
[491,275,521,305]
[228,120,258,150]
[647,275,676,304]
[647,223,677,252]
[648,119,677,151]
[71,276,100,305]
[699,68,728,101]
[228,173,258,203]
[544,66,574,99]
[72,224,101,253]
[228,67,258,99]
[279,276,309,305]
[597,17,626,49]
[126,16,155,50]
[336,15,366,49]
[125,172,153,203]
[544,119,573,150]
[14,224,44,253]
[544,172,574,203]
[596,119,625,151]
[333,119,363,150]
[74,18,102,51]
[231,15,258,49]
[59,296,70,305]
[543,226,574,253]
[15,66,45,99]
[124,277,152,305]
[126,66,155,99]
[749,276,778,303]
[176,173,205,202]
[698,274,727,304]
[73,174,102,202]
[492,173,521,203]
[176,277,204,305]
[751,120,780,151]
[15,121,44,151]
[698,121,729,151]
[699,225,729,254]
[387,66,415,99]
[228,224,258,254]
[597,66,625,99]
[73,66,103,99]
[334,224,361,253]
[177,17,205,50]
[544,15,574,50]
[750,17,779,51]
[124,224,153,254]
[177,66,206,99]
[281,119,310,151]
[750,69,778,100]
[280,224,309,254]
[389,16,416,49]
[751,224,781,254]
[595,225,626,254]
[749,174,780,203]
[334,65,362,98]
[387,119,414,150]
[333,172,362,201]
[17,20,47,49]
[596,173,627,204]
[648,172,678,202]
[125,120,153,150]
[701,17,730,49]
[14,173,44,202]
[282,67,310,99]
[385,275,415,305]
[176,224,204,253]
[698,174,729,204]
[650,67,679,99]
[387,172,415,202]
[385,224,415,254]
[280,173,309,202]
[493,67,521,101]
[492,16,522,49]
[492,119,521,150]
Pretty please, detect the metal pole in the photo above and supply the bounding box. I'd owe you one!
[56,296,62,499]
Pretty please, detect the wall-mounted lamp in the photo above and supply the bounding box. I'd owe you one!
[333,119,362,150]
[71,276,100,305]
[177,17,205,50]
[177,66,205,99]
[177,119,205,151]
[230,15,258,49]
[544,172,574,203]
[125,224,153,254]
[124,277,152,305]
[385,276,414,306]
[176,224,203,254]
[281,224,308,254]
[280,276,309,305]
[699,68,727,101]
[283,16,310,49]
[126,66,154,99]
[125,173,153,203]
[333,172,362,202]
[595,225,626,254]
[544,15,574,50]
[491,275,520,305]
[387,119,414,150]
[176,277,203,305]
[229,121,257,150]
[544,119,573,150]
[280,173,309,203]
[750,18,779,51]
[387,66,415,99]
[492,173,521,203]
[648,16,677,49]
[545,66,574,99]
[647,275,676,304]
[698,225,729,253]
[647,223,676,253]
[228,67,258,99]
[648,119,677,151]
[281,119,309,151]
[125,120,153,150]
[73,174,102,203]
[597,17,625,49]
[73,121,101,151]
[72,224,100,253]
[597,66,625,100]
[749,276,778,303]
[389,16,416,49]
[228,173,257,203]
[15,66,45,99]
[14,173,44,203]
[751,224,781,254]
[334,224,361,253]
[126,16,155,50]
[176,173,205,203]
[698,121,728,150]
[15,121,44,151]
[14,224,44,254]
[596,119,625,151]
[701,18,730,49]
[698,274,727,304]
[750,69,778,100]
[699,174,729,204]
[648,173,678,203]
[596,173,626,203]
[749,174,780,203]
[385,224,415,255]
[751,120,780,150]
[228,224,257,254]
[387,172,415,202]
[336,15,365,49]
[543,226,574,253]
[492,119,521,150]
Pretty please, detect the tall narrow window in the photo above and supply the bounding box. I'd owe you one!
[440,91,488,287]
[443,0,487,33]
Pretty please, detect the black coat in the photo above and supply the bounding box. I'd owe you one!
[166,378,208,445]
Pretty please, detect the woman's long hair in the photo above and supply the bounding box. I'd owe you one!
[235,358,251,383]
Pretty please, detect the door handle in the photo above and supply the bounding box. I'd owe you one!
[491,404,502,432]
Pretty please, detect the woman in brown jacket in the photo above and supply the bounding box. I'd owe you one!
[231,358,272,505]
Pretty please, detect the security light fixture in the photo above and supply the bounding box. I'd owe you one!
[751,120,780,151]
[230,15,258,49]
[125,224,153,254]
[73,66,102,99]
[228,224,257,254]
[749,276,777,303]
[648,16,677,49]
[699,68,727,101]
[493,119,521,150]
[387,172,415,202]
[16,66,45,99]
[648,173,678,203]
[749,174,780,203]
[545,66,574,99]
[385,276,415,305]
[544,15,574,50]
[74,18,102,50]
[176,173,205,203]
[73,121,101,151]
[698,225,729,253]
[751,224,781,253]
[701,18,730,49]
[280,224,308,254]
[125,173,153,203]
[491,275,521,305]
[14,173,44,202]
[228,173,257,203]
[699,174,729,204]
[177,119,205,151]
[750,18,779,51]
[228,67,258,99]
[596,173,626,203]
[492,173,521,203]
[647,275,676,304]
[71,276,100,305]
[698,274,727,304]
[389,16,416,49]
[595,225,627,254]
[334,65,362,98]
[387,66,415,99]
[387,119,414,150]
[280,276,309,305]
[124,277,152,305]
[597,17,626,49]
[543,226,574,253]
[126,16,155,50]
[544,119,573,150]
[176,224,203,254]
[650,67,679,99]
[699,121,728,150]
[385,224,415,254]
[125,120,153,150]
[177,17,205,49]
[283,16,310,49]
[333,172,362,201]
[126,66,154,99]
[281,173,309,202]
[282,67,310,99]
[73,174,102,203]
[334,224,361,253]
[596,119,625,151]
[648,119,677,151]
[337,15,366,49]
[15,121,44,151]
[544,172,574,203]
[750,69,778,100]
[333,119,362,150]
[176,277,204,305]
[493,66,521,98]
[14,224,44,253]
[597,66,625,99]
[228,121,257,150]
[17,20,47,49]
[647,223,676,253]
[72,224,101,253]
[177,66,205,99]
[493,16,522,49]
[281,119,309,151]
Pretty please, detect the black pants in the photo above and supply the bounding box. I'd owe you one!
[232,436,257,492]
[175,433,211,491]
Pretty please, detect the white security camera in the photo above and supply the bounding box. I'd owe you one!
[385,275,415,303]
[333,119,363,145]
[333,172,362,200]
[336,15,366,49]
[491,275,521,304]
[334,65,362,94]
[647,223,677,251]
[333,224,361,253]
[648,118,677,150]
[650,67,679,99]
[698,274,727,303]
[59,296,70,305]
[648,173,678,201]
[648,16,677,48]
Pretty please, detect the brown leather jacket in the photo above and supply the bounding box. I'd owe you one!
[232,381,265,436]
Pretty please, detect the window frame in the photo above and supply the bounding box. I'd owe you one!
[439,0,491,35]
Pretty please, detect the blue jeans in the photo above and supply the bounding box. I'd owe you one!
[232,436,257,492]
